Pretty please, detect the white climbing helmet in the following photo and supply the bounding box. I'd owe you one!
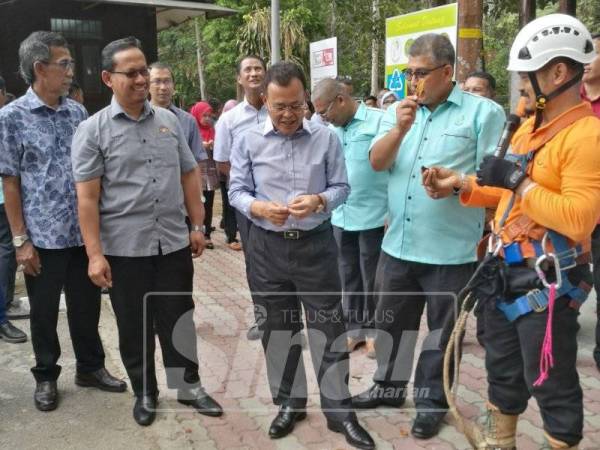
[507,13,595,72]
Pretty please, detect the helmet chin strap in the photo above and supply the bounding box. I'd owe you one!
[527,67,584,131]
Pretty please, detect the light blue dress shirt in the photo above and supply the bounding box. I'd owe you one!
[331,103,388,231]
[374,86,505,264]
[229,118,350,231]
[213,98,267,163]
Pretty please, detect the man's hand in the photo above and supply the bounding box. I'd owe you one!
[88,254,112,288]
[288,195,320,219]
[476,155,527,191]
[16,241,41,276]
[190,231,206,258]
[203,140,214,151]
[422,167,460,199]
[251,201,290,226]
[395,96,418,135]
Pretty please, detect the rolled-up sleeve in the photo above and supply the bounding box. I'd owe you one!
[0,110,22,177]
[213,115,232,162]
[72,118,105,182]
[228,136,256,218]
[321,132,350,212]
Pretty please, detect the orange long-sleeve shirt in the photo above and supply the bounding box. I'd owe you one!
[461,102,600,252]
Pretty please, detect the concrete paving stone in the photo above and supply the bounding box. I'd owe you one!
[517,419,546,445]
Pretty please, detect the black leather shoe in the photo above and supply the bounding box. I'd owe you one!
[178,387,223,417]
[246,324,261,341]
[327,419,375,450]
[268,405,307,439]
[75,368,127,392]
[0,321,27,343]
[133,395,157,426]
[34,381,58,412]
[352,383,405,409]
[411,412,445,439]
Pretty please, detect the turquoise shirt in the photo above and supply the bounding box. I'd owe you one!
[374,86,505,264]
[331,103,388,231]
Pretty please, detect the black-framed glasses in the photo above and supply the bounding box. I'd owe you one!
[402,64,447,81]
[317,95,340,118]
[149,78,174,86]
[110,68,150,79]
[42,59,76,71]
[268,101,307,114]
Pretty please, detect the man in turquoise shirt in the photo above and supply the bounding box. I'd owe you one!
[352,34,505,439]
[312,78,388,357]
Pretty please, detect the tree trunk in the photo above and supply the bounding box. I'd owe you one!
[194,18,207,100]
[456,0,483,83]
[330,0,336,37]
[558,0,576,15]
[370,0,380,95]
[510,0,536,111]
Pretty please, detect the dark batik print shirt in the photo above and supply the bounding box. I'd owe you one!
[0,88,88,249]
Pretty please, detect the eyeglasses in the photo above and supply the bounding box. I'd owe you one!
[317,96,340,118]
[268,102,307,114]
[402,64,447,81]
[110,68,150,79]
[42,59,76,71]
[149,78,173,86]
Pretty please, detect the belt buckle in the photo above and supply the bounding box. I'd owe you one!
[526,289,548,313]
[284,230,300,240]
[556,248,578,270]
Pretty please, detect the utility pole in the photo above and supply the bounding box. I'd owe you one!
[194,17,207,100]
[456,0,483,83]
[558,0,576,15]
[370,0,380,95]
[271,0,281,64]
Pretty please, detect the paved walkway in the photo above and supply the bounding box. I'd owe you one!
[1,225,600,449]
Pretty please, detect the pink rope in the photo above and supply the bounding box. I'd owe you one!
[533,283,556,387]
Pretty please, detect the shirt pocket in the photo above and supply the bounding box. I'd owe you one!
[154,132,180,168]
[347,134,372,161]
[436,126,475,167]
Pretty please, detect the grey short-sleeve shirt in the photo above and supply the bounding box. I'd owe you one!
[71,98,198,257]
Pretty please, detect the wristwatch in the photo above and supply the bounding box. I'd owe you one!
[13,234,30,248]
[191,224,205,233]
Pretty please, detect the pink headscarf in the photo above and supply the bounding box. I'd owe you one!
[189,101,215,142]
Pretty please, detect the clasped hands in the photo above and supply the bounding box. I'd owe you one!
[422,155,528,200]
[252,195,322,226]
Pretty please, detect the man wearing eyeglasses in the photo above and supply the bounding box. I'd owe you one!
[0,31,127,411]
[72,36,222,426]
[229,62,375,449]
[352,33,505,439]
[312,78,388,359]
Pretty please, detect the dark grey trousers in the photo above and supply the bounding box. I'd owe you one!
[332,226,383,338]
[248,224,355,422]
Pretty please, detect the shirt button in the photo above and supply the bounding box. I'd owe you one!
[148,159,152,163]
[155,199,159,203]
[155,218,158,222]
[153,179,156,183]
[424,137,428,141]
[143,139,146,143]
[408,196,412,200]
[412,175,416,179]
[406,218,411,222]
[428,119,432,122]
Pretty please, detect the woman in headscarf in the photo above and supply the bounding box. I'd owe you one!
[190,101,219,249]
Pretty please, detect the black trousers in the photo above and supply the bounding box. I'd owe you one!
[220,181,238,243]
[332,226,383,338]
[248,225,355,422]
[484,264,591,446]
[107,246,200,396]
[203,190,215,239]
[592,224,600,367]
[25,246,105,382]
[372,251,475,411]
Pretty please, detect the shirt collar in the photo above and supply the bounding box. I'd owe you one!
[262,116,313,137]
[352,102,367,122]
[242,97,266,113]
[110,96,154,120]
[445,84,464,107]
[24,87,69,113]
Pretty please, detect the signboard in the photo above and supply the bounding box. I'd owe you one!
[309,37,338,90]
[385,3,458,99]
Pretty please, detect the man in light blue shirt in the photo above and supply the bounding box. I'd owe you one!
[352,34,505,439]
[229,62,374,450]
[312,78,387,356]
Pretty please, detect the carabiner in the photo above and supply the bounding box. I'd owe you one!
[535,253,562,290]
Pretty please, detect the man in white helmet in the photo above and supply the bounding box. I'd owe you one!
[424,14,600,449]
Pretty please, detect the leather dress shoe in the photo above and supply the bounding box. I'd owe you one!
[268,405,307,439]
[75,367,127,392]
[34,381,58,412]
[327,419,375,450]
[352,383,405,409]
[178,387,223,417]
[0,321,27,343]
[133,395,157,426]
[411,412,445,439]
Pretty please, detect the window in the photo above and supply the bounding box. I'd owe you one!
[51,18,102,40]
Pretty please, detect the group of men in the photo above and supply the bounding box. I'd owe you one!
[1,11,600,450]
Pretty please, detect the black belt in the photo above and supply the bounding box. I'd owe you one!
[265,221,331,240]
